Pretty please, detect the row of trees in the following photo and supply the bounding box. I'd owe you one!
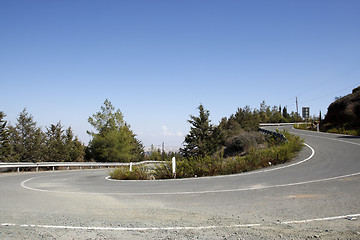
[180,101,301,159]
[0,110,85,162]
[0,100,146,163]
[0,99,302,163]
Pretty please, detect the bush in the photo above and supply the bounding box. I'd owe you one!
[110,130,303,180]
[224,131,265,157]
[109,165,149,180]
[327,128,359,136]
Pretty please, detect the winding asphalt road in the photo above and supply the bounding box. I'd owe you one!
[0,126,359,239]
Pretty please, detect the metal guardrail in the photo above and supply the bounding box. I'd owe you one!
[0,161,164,172]
[259,122,304,127]
[258,122,296,142]
[258,128,287,142]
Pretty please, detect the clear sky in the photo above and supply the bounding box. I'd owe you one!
[1,0,359,150]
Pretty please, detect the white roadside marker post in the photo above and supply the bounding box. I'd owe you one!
[172,157,176,178]
[129,162,133,172]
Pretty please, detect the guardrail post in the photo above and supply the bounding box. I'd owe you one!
[129,162,133,172]
[52,166,55,171]
[17,168,20,172]
[172,157,176,178]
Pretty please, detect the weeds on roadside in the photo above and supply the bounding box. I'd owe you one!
[109,165,149,180]
[109,130,303,180]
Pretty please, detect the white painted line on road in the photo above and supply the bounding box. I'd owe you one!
[20,169,360,196]
[0,222,261,231]
[280,213,360,224]
[21,143,360,195]
[20,143,316,195]
[105,143,315,183]
[17,142,359,195]
[2,213,359,231]
[291,128,360,146]
[20,177,49,193]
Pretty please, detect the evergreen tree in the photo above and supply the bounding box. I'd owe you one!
[282,106,289,119]
[87,99,144,162]
[45,122,65,162]
[0,111,10,161]
[180,104,222,158]
[64,127,85,162]
[43,123,85,162]
[8,109,45,162]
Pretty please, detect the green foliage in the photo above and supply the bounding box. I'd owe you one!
[153,130,303,179]
[180,104,223,158]
[224,131,265,157]
[146,145,163,161]
[322,86,360,133]
[326,128,360,136]
[0,112,10,161]
[152,162,173,179]
[45,122,85,162]
[1,109,85,162]
[109,165,149,180]
[45,122,65,162]
[7,109,45,162]
[64,127,85,162]
[87,99,144,162]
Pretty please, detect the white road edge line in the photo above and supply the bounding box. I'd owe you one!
[20,143,315,195]
[21,143,360,195]
[2,213,359,231]
[105,143,315,182]
[291,128,360,146]
[280,213,360,224]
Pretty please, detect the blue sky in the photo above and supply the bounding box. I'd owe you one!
[1,1,359,150]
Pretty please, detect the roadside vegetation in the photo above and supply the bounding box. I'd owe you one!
[294,86,360,136]
[0,110,85,162]
[321,86,360,136]
[1,99,303,179]
[110,103,303,180]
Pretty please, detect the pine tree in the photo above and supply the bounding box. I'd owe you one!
[8,109,45,162]
[64,127,85,162]
[87,99,144,162]
[180,104,221,158]
[44,122,64,162]
[0,111,10,161]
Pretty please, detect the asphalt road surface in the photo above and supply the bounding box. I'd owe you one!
[0,126,359,239]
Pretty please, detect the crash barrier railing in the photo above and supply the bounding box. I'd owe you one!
[258,122,296,142]
[0,161,163,173]
[258,128,287,142]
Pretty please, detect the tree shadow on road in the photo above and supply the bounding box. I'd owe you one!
[337,136,360,139]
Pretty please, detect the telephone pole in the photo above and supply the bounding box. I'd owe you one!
[162,142,165,161]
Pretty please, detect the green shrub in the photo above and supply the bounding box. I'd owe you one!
[111,130,304,180]
[152,162,173,179]
[109,165,149,180]
[224,131,265,157]
[327,128,359,136]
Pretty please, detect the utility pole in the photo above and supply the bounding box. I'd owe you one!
[296,97,299,121]
[162,142,165,161]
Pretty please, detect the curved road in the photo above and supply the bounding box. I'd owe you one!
[1,126,359,239]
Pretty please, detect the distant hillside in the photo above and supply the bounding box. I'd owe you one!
[322,86,360,135]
